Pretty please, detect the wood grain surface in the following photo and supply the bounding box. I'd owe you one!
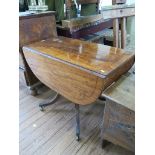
[19,81,134,155]
[102,99,135,152]
[103,72,135,111]
[22,50,104,105]
[101,6,135,19]
[102,73,135,151]
[23,36,135,78]
[113,18,119,47]
[121,17,127,49]
[23,36,134,104]
[62,14,103,29]
[19,12,57,47]
[19,11,57,88]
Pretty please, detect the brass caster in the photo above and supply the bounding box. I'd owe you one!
[76,135,80,141]
[38,93,59,111]
[30,89,38,96]
[102,140,111,148]
[39,106,45,111]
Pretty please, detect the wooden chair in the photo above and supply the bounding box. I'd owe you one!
[101,4,135,49]
[101,0,126,47]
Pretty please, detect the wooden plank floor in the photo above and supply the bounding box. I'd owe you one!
[19,82,134,155]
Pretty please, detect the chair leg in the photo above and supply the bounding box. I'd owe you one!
[39,93,60,111]
[75,104,80,141]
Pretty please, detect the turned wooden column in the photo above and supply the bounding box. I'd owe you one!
[66,0,72,19]
[121,17,127,49]
[113,18,119,48]
[101,3,134,49]
[112,0,127,48]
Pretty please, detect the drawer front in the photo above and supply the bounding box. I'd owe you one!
[102,8,135,19]
[102,100,135,151]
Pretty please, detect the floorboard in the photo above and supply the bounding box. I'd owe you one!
[19,82,134,155]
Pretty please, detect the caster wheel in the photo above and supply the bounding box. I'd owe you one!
[30,89,38,96]
[76,135,80,141]
[39,106,44,111]
[102,140,110,148]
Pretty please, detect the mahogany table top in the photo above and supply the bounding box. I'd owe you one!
[23,36,134,78]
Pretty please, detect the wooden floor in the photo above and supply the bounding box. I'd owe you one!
[19,82,134,155]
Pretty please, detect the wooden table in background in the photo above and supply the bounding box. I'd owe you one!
[57,18,113,43]
[101,4,135,48]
